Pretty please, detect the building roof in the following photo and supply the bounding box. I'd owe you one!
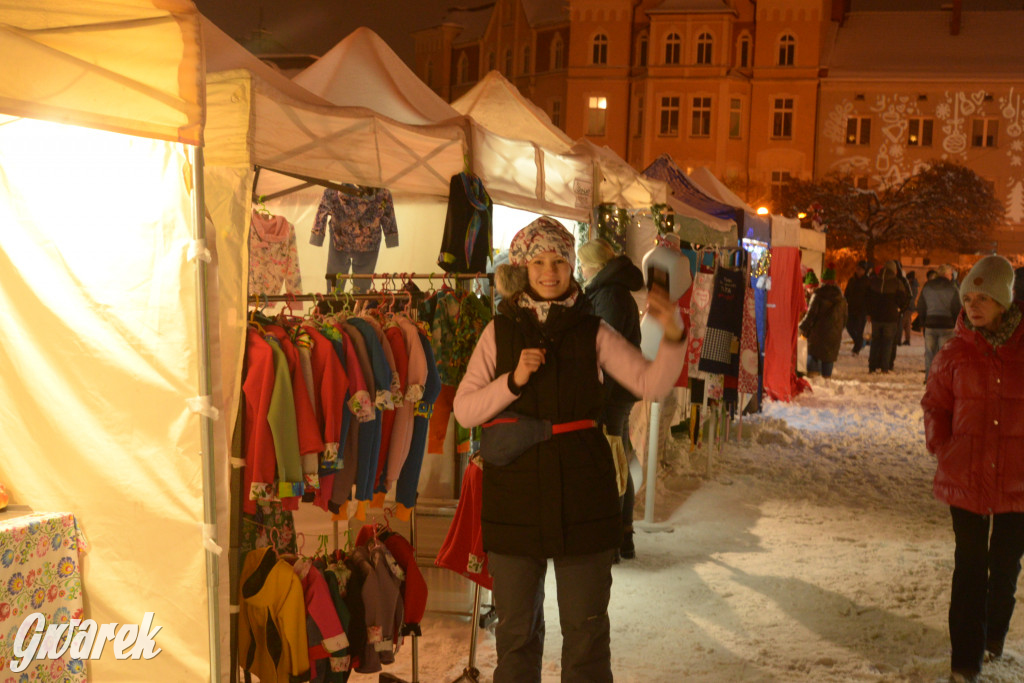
[825,11,1024,79]
[648,0,736,14]
[521,0,568,26]
[442,4,495,44]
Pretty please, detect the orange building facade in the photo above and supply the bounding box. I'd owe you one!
[414,0,1024,255]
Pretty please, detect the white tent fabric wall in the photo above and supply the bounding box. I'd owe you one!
[0,2,215,680]
[0,120,210,681]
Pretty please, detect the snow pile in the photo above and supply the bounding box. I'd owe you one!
[349,338,1024,682]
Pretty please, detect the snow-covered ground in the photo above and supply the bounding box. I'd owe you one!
[351,335,1024,683]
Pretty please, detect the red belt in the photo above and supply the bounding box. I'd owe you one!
[481,417,598,433]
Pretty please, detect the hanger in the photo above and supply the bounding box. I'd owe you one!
[252,194,272,218]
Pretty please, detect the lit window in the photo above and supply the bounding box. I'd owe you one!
[729,98,742,139]
[696,32,713,65]
[593,34,608,65]
[665,33,681,65]
[908,118,933,147]
[660,96,680,135]
[778,34,795,66]
[772,97,794,139]
[588,96,608,136]
[691,96,712,137]
[972,119,999,147]
[846,116,871,145]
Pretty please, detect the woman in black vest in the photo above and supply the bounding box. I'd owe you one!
[454,217,685,683]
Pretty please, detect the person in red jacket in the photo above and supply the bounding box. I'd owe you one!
[922,254,1024,683]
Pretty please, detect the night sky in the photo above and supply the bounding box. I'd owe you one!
[193,0,454,66]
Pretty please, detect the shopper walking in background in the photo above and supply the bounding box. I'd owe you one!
[453,217,685,683]
[578,238,643,561]
[845,261,871,355]
[902,270,920,345]
[799,266,848,379]
[917,264,962,379]
[867,260,909,373]
[922,254,1024,683]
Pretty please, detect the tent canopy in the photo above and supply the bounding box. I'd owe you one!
[0,0,204,144]
[688,166,771,242]
[293,26,462,126]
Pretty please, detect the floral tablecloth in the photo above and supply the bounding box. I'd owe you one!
[0,512,88,682]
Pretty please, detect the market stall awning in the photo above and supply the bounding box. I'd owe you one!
[0,0,203,144]
[688,166,771,242]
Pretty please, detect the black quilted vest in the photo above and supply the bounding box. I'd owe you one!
[481,296,621,557]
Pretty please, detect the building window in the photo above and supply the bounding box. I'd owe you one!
[852,175,870,189]
[588,96,608,136]
[522,45,531,73]
[551,100,562,128]
[457,53,469,84]
[778,34,795,66]
[504,48,513,75]
[637,32,648,66]
[846,116,871,145]
[592,34,608,65]
[908,118,933,147]
[691,96,712,137]
[972,118,999,147]
[552,36,565,69]
[739,35,751,68]
[660,96,680,135]
[729,97,742,139]
[771,97,793,139]
[487,51,496,72]
[636,96,644,136]
[770,171,793,201]
[665,33,681,65]
[425,60,433,87]
[696,32,713,65]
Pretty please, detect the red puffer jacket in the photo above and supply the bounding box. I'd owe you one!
[922,304,1024,515]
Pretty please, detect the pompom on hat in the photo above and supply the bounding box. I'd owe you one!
[822,266,836,282]
[960,254,1015,310]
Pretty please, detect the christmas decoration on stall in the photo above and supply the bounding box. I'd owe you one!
[651,203,675,236]
[595,203,629,255]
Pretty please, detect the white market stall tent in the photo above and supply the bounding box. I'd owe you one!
[0,1,216,681]
[296,29,594,223]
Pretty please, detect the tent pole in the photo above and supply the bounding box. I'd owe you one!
[192,146,222,682]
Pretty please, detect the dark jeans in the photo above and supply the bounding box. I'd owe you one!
[806,354,834,378]
[847,313,867,353]
[868,321,898,372]
[949,506,1024,673]
[488,549,616,683]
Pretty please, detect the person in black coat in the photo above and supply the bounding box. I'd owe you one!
[867,260,910,373]
[845,261,872,355]
[578,238,643,561]
[799,267,848,378]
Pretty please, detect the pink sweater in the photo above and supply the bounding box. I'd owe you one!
[453,320,685,428]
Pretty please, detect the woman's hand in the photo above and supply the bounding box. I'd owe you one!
[647,285,685,342]
[513,348,546,388]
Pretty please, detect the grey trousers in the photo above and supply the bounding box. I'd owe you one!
[488,549,616,683]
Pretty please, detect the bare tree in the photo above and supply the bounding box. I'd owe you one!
[779,161,1003,262]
